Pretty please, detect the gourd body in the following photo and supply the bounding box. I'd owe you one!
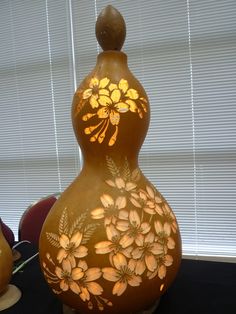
[39,50,181,313]
[0,225,13,294]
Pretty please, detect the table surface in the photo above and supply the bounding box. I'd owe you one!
[2,242,236,314]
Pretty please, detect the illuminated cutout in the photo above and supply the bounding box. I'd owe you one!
[41,157,177,311]
[76,77,148,146]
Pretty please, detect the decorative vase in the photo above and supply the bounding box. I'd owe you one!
[0,223,21,310]
[0,218,15,247]
[39,5,181,314]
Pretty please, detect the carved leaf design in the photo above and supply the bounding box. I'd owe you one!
[106,156,120,177]
[131,168,141,182]
[121,157,131,180]
[69,211,87,237]
[46,232,60,248]
[59,208,69,235]
[81,223,99,244]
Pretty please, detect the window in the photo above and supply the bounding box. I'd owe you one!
[0,0,235,260]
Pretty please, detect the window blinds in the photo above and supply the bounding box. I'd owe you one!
[0,0,235,260]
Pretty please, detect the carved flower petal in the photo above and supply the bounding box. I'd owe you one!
[102,267,119,281]
[167,237,175,249]
[87,282,103,296]
[145,254,157,272]
[98,95,112,106]
[125,182,137,191]
[118,209,129,220]
[113,253,127,269]
[77,260,88,271]
[91,207,105,219]
[150,243,163,255]
[74,245,88,258]
[113,281,127,296]
[57,248,67,263]
[60,280,69,291]
[129,210,140,227]
[135,259,146,275]
[59,234,70,249]
[132,247,143,259]
[105,179,116,187]
[106,224,120,240]
[109,83,118,91]
[95,241,112,254]
[145,233,155,245]
[143,206,156,215]
[141,222,151,234]
[111,89,121,103]
[135,233,144,246]
[109,110,120,125]
[99,88,109,96]
[158,265,166,279]
[130,197,141,208]
[154,221,163,234]
[118,79,128,93]
[71,268,84,281]
[126,99,137,112]
[115,102,129,113]
[90,95,99,108]
[101,194,114,207]
[128,274,142,286]
[97,107,109,119]
[126,88,139,100]
[83,88,92,99]
[164,255,173,266]
[146,185,155,199]
[119,234,134,248]
[86,268,102,281]
[115,177,125,189]
[115,196,127,209]
[71,231,83,247]
[89,77,99,88]
[55,266,63,279]
[69,281,81,294]
[80,287,90,301]
[164,222,171,236]
[116,220,129,232]
[62,259,72,273]
[99,77,110,88]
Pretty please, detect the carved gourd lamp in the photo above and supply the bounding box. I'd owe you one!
[39,5,181,313]
[0,223,21,310]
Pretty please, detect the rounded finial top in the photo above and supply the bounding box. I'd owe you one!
[95,5,126,51]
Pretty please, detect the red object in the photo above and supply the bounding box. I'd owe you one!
[19,195,58,246]
[0,218,15,247]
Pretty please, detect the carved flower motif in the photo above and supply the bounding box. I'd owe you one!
[55,260,83,294]
[91,194,126,226]
[147,254,173,280]
[130,185,163,216]
[94,224,133,265]
[162,203,178,233]
[116,209,151,248]
[81,77,148,146]
[75,260,103,302]
[102,253,141,296]
[131,232,163,275]
[57,231,88,267]
[154,221,175,251]
[82,77,110,108]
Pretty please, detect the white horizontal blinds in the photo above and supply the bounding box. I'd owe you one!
[0,0,80,237]
[71,1,99,85]
[190,1,236,257]
[84,0,236,258]
[93,1,196,255]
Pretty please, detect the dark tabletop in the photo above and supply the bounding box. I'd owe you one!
[3,242,236,314]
